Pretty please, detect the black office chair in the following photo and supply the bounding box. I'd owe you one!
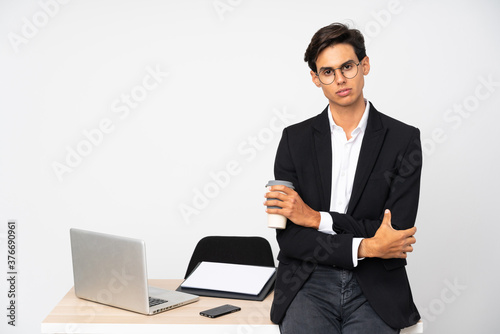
[184,236,275,278]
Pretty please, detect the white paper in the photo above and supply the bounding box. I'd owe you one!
[180,262,276,295]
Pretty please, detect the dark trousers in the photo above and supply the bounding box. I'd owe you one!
[280,265,400,334]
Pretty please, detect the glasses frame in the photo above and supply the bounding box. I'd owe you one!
[316,61,361,85]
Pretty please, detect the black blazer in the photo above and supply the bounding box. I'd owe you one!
[270,103,422,329]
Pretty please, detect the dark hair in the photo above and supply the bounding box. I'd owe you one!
[304,23,367,73]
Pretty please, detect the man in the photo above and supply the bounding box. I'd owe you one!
[264,23,422,333]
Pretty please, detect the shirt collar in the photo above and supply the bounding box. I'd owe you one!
[327,99,370,135]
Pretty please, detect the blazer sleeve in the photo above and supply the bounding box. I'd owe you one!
[274,127,355,269]
[330,128,422,237]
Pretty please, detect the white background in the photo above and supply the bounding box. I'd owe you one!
[1,0,499,333]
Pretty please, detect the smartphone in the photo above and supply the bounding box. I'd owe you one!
[200,304,241,318]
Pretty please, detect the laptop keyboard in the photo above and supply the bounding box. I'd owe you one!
[149,297,168,307]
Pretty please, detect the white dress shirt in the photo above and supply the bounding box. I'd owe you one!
[318,100,371,267]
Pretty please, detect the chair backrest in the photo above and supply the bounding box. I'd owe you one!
[184,236,275,278]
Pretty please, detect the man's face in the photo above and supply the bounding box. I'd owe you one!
[310,43,370,110]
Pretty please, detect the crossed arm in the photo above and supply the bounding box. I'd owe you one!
[265,187,416,259]
[265,126,422,263]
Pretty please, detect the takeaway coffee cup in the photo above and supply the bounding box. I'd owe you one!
[266,180,294,229]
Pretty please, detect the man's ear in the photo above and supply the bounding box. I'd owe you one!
[361,56,370,76]
[311,70,321,87]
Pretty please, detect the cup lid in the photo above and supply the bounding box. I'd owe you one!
[266,180,294,189]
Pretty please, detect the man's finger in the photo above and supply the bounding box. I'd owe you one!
[382,209,392,228]
[406,236,416,246]
[266,207,282,214]
[264,199,285,208]
[401,227,417,238]
[270,185,293,194]
[265,191,289,202]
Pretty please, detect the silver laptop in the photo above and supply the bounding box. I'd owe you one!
[70,228,199,315]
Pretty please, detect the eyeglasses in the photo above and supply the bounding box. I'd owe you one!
[316,61,361,85]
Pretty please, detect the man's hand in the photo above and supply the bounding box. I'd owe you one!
[358,209,416,259]
[264,185,321,229]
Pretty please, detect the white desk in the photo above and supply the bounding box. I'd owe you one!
[42,279,422,333]
[42,279,278,334]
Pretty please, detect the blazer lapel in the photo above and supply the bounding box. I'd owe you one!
[313,106,333,211]
[347,104,387,215]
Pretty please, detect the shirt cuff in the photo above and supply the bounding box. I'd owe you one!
[318,212,335,234]
[319,212,362,268]
[352,238,364,267]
